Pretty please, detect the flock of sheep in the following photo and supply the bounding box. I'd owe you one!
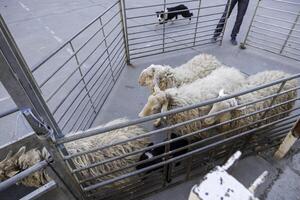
[0,54,297,191]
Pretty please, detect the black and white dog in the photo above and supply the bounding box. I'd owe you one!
[156,4,193,24]
[136,133,189,181]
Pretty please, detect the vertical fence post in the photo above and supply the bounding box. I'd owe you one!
[0,15,84,200]
[69,41,97,116]
[193,0,202,46]
[99,16,116,82]
[280,10,300,54]
[162,0,166,52]
[119,0,131,65]
[240,0,261,49]
[220,0,233,46]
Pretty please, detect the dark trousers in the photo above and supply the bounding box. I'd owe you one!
[214,0,249,39]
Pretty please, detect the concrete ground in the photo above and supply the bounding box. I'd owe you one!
[0,0,300,199]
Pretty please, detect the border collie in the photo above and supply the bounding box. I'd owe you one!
[156,4,193,24]
[136,133,189,182]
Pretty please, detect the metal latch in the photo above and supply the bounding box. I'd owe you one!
[22,108,54,141]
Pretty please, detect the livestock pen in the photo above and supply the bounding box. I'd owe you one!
[0,0,300,199]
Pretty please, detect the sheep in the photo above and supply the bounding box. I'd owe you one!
[138,54,222,92]
[139,66,246,141]
[0,118,151,189]
[204,70,298,132]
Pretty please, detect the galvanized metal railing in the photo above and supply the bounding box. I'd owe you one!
[1,0,300,200]
[26,1,127,134]
[123,0,231,60]
[54,74,300,199]
[241,0,300,61]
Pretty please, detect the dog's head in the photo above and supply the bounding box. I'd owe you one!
[156,11,165,24]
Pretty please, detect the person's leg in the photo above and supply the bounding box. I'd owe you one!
[231,0,249,39]
[213,0,238,38]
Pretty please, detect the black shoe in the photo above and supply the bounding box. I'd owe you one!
[230,38,238,46]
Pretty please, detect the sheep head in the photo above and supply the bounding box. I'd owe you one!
[0,147,26,181]
[138,64,159,89]
[204,89,238,125]
[0,146,51,187]
[139,88,169,117]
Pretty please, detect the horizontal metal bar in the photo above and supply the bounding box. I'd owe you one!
[49,41,109,106]
[256,14,300,26]
[70,97,299,175]
[0,160,48,192]
[39,22,121,90]
[250,29,300,46]
[64,87,299,162]
[20,180,57,200]
[127,4,225,20]
[81,112,297,186]
[130,36,214,54]
[248,35,283,47]
[0,107,19,118]
[71,72,116,132]
[130,34,214,52]
[128,12,223,36]
[46,49,107,103]
[126,0,198,10]
[82,113,300,191]
[129,27,219,46]
[252,25,300,39]
[245,42,300,62]
[59,58,111,126]
[130,40,218,60]
[31,1,119,72]
[270,0,300,5]
[51,50,109,114]
[254,20,300,33]
[247,39,282,51]
[57,74,300,144]
[259,6,300,15]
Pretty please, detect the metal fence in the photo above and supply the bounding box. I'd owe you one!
[55,73,300,200]
[123,0,231,60]
[1,0,300,200]
[28,1,127,134]
[241,0,300,61]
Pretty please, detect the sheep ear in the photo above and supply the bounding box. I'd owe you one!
[42,147,51,161]
[161,101,169,113]
[12,146,26,160]
[0,150,13,164]
[7,170,19,177]
[218,89,226,97]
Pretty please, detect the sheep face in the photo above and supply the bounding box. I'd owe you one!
[139,90,168,117]
[138,65,157,89]
[204,100,233,125]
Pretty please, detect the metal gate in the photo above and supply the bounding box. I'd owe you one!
[122,0,231,60]
[241,0,300,61]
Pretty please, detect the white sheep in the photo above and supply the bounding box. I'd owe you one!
[204,70,297,132]
[138,54,222,92]
[139,66,246,141]
[0,118,150,188]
